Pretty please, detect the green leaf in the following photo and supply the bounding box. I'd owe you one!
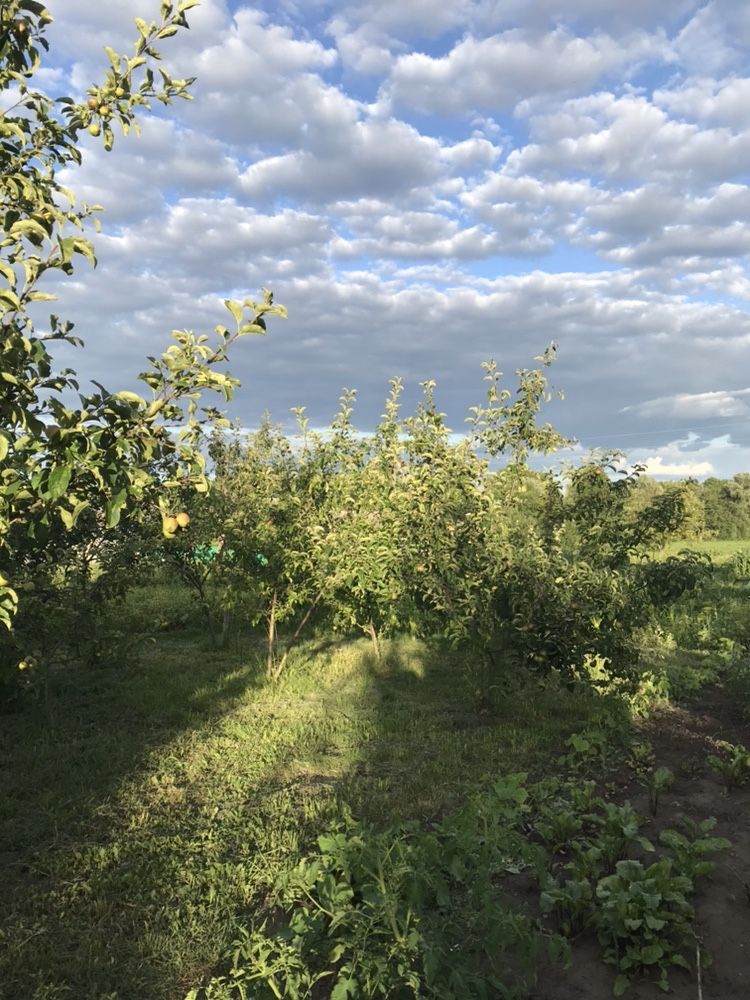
[330,979,356,1000]
[0,260,16,286]
[104,46,120,70]
[224,299,243,326]
[105,489,128,528]
[47,464,72,501]
[613,974,629,997]
[640,943,664,965]
[113,390,146,407]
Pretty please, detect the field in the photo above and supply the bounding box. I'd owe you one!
[2,548,750,1000]
[656,539,750,564]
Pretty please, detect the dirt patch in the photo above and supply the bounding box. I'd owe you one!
[532,684,750,1000]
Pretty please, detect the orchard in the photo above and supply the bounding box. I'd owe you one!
[1,5,749,1000]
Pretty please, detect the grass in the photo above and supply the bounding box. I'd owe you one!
[0,583,609,1000]
[4,544,750,1000]
[655,537,750,563]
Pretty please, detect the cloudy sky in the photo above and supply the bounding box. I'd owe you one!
[33,0,750,477]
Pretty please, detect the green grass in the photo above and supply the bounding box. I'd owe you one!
[655,537,750,563]
[0,586,609,1000]
[4,553,749,1000]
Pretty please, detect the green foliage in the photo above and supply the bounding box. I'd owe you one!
[0,2,286,682]
[699,474,750,540]
[191,779,567,1000]
[535,782,729,997]
[594,859,695,995]
[658,817,730,883]
[706,740,750,791]
[628,741,655,777]
[643,766,674,818]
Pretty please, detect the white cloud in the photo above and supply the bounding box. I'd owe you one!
[385,29,663,115]
[675,0,750,75]
[641,455,715,477]
[623,389,750,420]
[239,118,447,202]
[29,0,750,478]
[655,77,750,130]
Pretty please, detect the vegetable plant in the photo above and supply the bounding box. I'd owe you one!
[706,740,750,791]
[594,859,695,996]
[643,766,674,817]
[659,816,730,884]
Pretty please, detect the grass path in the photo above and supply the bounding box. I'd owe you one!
[0,627,606,1000]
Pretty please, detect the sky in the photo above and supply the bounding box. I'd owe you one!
[29,0,750,478]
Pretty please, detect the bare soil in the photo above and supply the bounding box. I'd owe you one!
[532,684,750,1000]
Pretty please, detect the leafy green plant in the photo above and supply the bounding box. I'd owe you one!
[190,780,570,1000]
[535,804,584,854]
[558,726,611,771]
[659,816,730,883]
[706,740,750,791]
[563,843,606,883]
[592,801,655,871]
[540,875,594,937]
[594,858,695,996]
[628,741,655,778]
[643,766,674,818]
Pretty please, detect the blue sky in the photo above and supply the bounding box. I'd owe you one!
[32,0,750,477]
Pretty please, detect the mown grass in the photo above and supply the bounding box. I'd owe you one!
[0,582,610,1000]
[655,537,750,563]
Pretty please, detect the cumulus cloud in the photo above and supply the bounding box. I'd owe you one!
[511,92,750,185]
[385,29,663,115]
[641,455,715,477]
[29,0,750,479]
[675,0,750,76]
[240,119,448,202]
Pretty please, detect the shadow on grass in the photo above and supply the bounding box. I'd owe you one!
[0,612,621,1000]
[0,613,272,1000]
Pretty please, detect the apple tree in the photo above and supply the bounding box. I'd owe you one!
[0,2,285,684]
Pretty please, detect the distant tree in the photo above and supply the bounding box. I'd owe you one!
[699,475,750,539]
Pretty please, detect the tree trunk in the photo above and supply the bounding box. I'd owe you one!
[219,609,232,650]
[367,619,381,660]
[266,589,278,679]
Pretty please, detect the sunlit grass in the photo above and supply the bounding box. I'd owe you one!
[0,593,606,1000]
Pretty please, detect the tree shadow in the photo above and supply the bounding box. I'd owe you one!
[0,618,269,1000]
[0,616,626,1000]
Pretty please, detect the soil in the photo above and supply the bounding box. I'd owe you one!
[531,684,750,1000]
